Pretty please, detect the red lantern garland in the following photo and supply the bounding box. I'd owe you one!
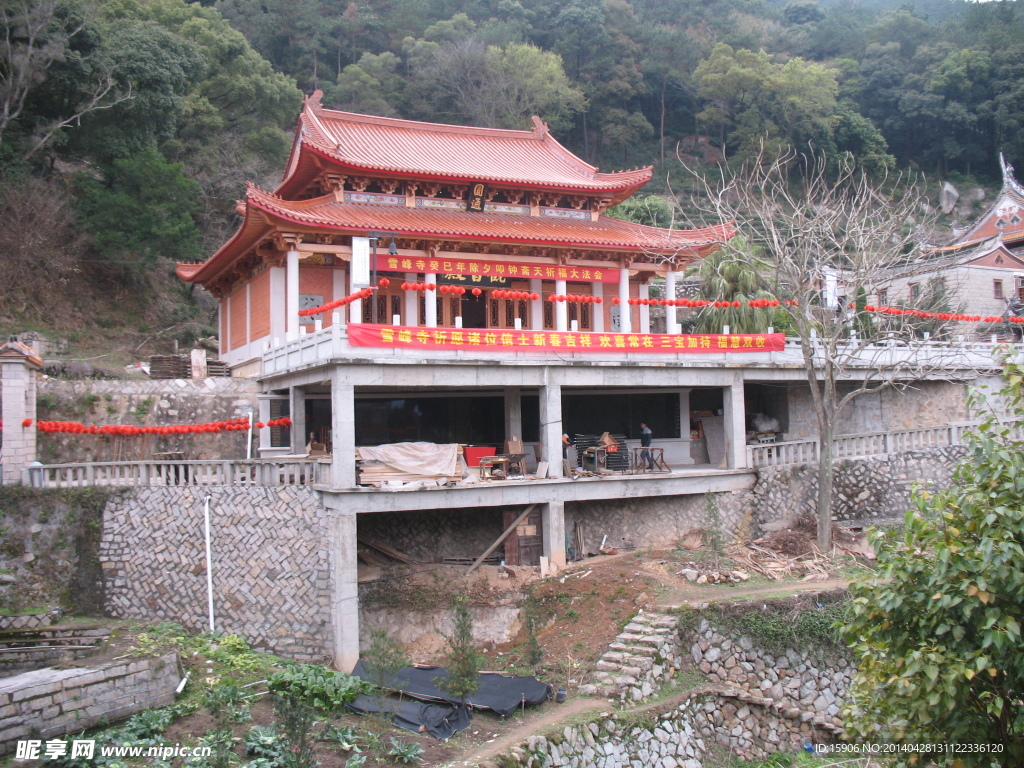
[298,288,374,317]
[33,416,292,437]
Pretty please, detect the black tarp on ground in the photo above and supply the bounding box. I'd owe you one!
[352,661,552,717]
[346,694,471,741]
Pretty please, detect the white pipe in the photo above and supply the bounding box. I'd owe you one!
[204,495,215,633]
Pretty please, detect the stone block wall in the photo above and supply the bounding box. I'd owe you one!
[358,508,505,562]
[0,652,180,754]
[35,378,260,464]
[749,446,966,529]
[100,486,333,661]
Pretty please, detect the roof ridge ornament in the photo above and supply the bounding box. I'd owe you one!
[305,89,324,114]
[1000,151,1024,198]
[531,115,548,138]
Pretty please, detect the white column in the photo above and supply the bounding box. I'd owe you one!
[404,272,417,325]
[539,383,563,479]
[639,282,650,334]
[530,279,544,330]
[290,386,306,454]
[542,500,566,570]
[555,278,568,331]
[591,282,604,332]
[331,509,360,672]
[723,378,747,469]
[245,283,252,349]
[331,373,356,488]
[224,294,232,357]
[505,387,523,442]
[425,272,438,328]
[332,268,347,327]
[257,398,273,453]
[618,268,632,334]
[269,267,286,342]
[286,249,300,340]
[665,271,678,333]
[1,356,39,485]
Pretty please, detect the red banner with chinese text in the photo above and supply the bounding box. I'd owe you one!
[347,324,785,353]
[375,254,619,283]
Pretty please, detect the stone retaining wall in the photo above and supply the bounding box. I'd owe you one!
[750,447,966,529]
[0,652,180,754]
[0,611,60,631]
[100,486,333,661]
[36,378,260,464]
[0,625,110,678]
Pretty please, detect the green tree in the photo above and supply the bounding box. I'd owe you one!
[436,595,481,707]
[843,361,1024,764]
[362,629,409,719]
[683,237,774,334]
[75,147,202,265]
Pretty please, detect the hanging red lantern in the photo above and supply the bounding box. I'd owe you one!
[378,278,390,287]
[427,283,436,291]
[530,292,540,301]
[472,287,482,297]
[612,297,621,305]
[21,419,32,428]
[595,296,603,304]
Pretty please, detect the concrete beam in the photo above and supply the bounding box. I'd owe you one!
[319,468,756,514]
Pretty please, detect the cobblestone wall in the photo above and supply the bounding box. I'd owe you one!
[750,446,966,529]
[100,487,332,661]
[36,378,260,464]
[0,652,179,754]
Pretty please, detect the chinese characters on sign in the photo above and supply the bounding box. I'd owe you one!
[376,255,617,283]
[347,324,785,353]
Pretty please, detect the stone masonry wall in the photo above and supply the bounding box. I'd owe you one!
[358,508,505,562]
[0,652,180,754]
[100,486,332,661]
[35,378,260,464]
[749,446,966,530]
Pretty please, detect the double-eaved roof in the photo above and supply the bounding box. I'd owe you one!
[179,94,732,290]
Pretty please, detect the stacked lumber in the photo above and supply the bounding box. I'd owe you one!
[355,448,464,487]
[148,355,190,379]
[356,536,417,565]
[205,359,230,377]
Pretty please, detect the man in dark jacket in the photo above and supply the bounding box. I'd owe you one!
[640,421,653,469]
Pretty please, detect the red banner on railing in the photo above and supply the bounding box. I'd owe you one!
[375,254,619,283]
[347,324,785,353]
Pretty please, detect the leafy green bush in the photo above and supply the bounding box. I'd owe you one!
[267,664,367,712]
[388,737,425,764]
[244,725,286,761]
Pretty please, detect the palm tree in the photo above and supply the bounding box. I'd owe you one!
[684,236,776,333]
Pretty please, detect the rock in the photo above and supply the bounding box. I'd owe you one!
[940,181,959,214]
[679,568,699,582]
[0,574,16,584]
[704,647,722,663]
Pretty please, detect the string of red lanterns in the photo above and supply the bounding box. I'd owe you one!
[546,293,602,304]
[30,416,292,436]
[299,289,375,317]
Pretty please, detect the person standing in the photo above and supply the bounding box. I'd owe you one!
[640,421,653,469]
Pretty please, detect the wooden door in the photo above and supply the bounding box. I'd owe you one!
[502,508,543,566]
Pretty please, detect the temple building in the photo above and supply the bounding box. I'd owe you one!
[175,93,809,670]
[882,155,1024,326]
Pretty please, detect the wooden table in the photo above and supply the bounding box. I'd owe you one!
[631,446,670,473]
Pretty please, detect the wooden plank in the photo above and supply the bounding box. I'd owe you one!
[466,504,537,574]
[357,535,417,564]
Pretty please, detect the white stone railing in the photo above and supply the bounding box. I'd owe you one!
[747,422,981,468]
[259,325,1018,376]
[21,458,326,489]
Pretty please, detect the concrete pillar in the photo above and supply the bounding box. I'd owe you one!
[723,379,747,469]
[286,249,300,340]
[639,282,650,334]
[555,279,568,331]
[542,500,566,570]
[591,282,604,332]
[665,271,678,333]
[404,272,417,325]
[257,398,273,453]
[290,386,307,454]
[331,374,356,488]
[425,273,437,328]
[270,266,287,341]
[539,383,562,479]
[331,509,360,672]
[0,344,41,484]
[618,268,632,334]
[530,279,543,330]
[677,389,695,465]
[504,387,522,443]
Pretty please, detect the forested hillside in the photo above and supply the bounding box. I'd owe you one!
[1,0,1021,358]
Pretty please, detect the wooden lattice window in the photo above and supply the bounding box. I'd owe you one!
[490,297,500,326]
[418,296,426,325]
[517,301,529,328]
[544,301,554,329]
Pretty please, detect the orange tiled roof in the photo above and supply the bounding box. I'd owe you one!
[178,186,733,287]
[283,94,652,196]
